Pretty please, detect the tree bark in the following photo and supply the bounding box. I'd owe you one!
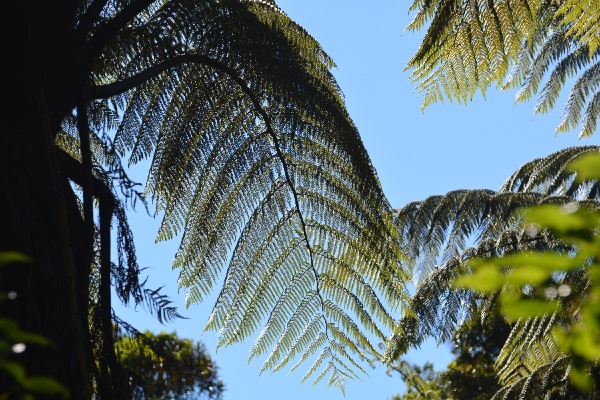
[1,1,91,397]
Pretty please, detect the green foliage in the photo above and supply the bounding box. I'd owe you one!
[387,361,444,400]
[0,253,69,399]
[385,146,598,364]
[62,0,407,388]
[454,152,600,392]
[407,0,600,138]
[390,303,510,400]
[115,329,223,400]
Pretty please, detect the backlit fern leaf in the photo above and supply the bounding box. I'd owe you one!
[407,0,543,108]
[492,317,573,399]
[96,0,405,388]
[408,0,600,137]
[387,147,600,359]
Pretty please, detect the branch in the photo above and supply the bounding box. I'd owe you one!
[56,148,115,206]
[82,0,158,62]
[74,0,109,37]
[76,102,95,268]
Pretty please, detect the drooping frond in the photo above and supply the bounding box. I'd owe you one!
[387,146,600,360]
[91,0,405,386]
[407,0,600,137]
[501,145,600,197]
[394,189,572,283]
[492,317,572,399]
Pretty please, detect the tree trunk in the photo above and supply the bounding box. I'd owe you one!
[1,1,91,397]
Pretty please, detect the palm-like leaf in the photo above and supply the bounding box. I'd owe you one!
[386,146,599,355]
[85,0,405,386]
[407,0,600,137]
[490,312,594,399]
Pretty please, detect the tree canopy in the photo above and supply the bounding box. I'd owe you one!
[114,328,224,399]
[3,0,405,397]
[384,1,600,396]
[5,0,600,398]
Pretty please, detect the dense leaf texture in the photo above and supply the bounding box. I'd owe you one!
[386,146,600,396]
[114,326,224,399]
[407,0,600,137]
[88,0,405,386]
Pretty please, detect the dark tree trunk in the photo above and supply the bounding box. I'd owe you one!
[1,1,92,397]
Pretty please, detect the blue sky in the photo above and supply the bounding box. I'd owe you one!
[113,1,598,399]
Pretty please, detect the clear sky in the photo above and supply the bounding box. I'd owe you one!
[113,1,598,399]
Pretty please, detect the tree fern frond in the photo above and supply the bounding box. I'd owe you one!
[501,145,600,197]
[557,61,600,135]
[94,0,405,387]
[408,0,600,136]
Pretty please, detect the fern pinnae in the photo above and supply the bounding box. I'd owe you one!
[175,151,279,290]
[226,237,314,339]
[115,74,170,164]
[288,332,329,374]
[250,287,317,362]
[327,327,369,370]
[328,348,364,380]
[218,238,308,346]
[271,313,323,373]
[558,61,600,133]
[580,90,600,137]
[153,81,249,237]
[260,296,323,372]
[301,347,332,384]
[319,275,389,339]
[317,251,396,332]
[311,360,334,387]
[323,301,379,355]
[534,47,588,115]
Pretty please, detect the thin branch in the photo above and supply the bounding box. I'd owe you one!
[82,0,158,63]
[74,0,109,37]
[76,102,95,267]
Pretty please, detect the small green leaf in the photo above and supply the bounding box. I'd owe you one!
[0,318,49,346]
[568,152,600,182]
[21,376,69,397]
[501,295,559,320]
[506,265,551,285]
[525,205,600,234]
[571,329,600,360]
[452,263,503,292]
[0,252,31,266]
[504,252,587,272]
[568,366,593,392]
[0,361,26,382]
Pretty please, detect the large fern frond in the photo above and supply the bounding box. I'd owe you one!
[386,146,600,360]
[501,145,600,196]
[407,0,600,137]
[492,317,573,399]
[90,0,406,386]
